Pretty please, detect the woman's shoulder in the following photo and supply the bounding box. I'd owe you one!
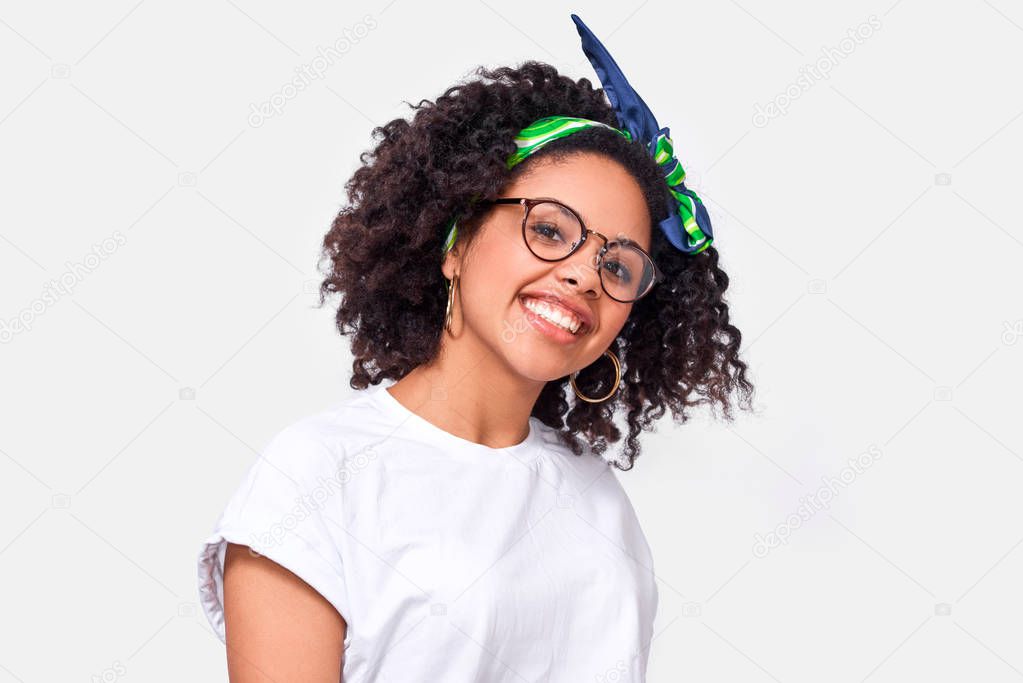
[257,387,391,475]
[531,420,627,494]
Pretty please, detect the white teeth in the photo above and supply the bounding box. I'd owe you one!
[523,297,582,334]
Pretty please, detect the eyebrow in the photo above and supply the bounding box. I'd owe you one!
[538,197,576,218]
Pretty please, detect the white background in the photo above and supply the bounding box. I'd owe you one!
[1,1,1021,681]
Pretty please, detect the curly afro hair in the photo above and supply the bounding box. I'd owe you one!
[317,61,755,470]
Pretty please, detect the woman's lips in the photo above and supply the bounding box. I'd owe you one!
[518,296,586,344]
[518,292,593,332]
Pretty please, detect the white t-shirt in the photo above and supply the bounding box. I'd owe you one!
[197,381,659,681]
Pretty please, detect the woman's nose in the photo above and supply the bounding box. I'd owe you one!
[556,235,605,295]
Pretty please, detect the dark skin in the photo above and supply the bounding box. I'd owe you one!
[223,543,346,681]
[221,152,651,680]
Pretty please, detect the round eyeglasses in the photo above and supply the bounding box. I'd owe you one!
[485,197,664,303]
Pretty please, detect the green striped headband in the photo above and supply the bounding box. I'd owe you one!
[441,115,713,256]
[442,14,716,258]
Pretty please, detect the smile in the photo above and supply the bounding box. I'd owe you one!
[520,296,584,335]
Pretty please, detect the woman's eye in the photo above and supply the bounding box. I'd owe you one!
[531,223,563,241]
[603,260,633,283]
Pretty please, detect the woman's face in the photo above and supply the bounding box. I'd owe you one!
[444,152,653,382]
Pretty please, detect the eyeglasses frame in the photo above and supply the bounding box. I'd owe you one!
[484,196,665,303]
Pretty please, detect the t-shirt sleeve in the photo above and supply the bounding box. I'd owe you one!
[196,420,350,644]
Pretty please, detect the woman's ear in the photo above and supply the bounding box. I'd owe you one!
[441,246,460,280]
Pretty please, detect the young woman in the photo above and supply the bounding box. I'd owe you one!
[198,14,753,682]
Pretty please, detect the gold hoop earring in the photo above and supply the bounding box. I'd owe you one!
[444,273,459,333]
[570,349,622,403]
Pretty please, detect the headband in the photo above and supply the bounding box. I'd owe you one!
[442,13,714,256]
